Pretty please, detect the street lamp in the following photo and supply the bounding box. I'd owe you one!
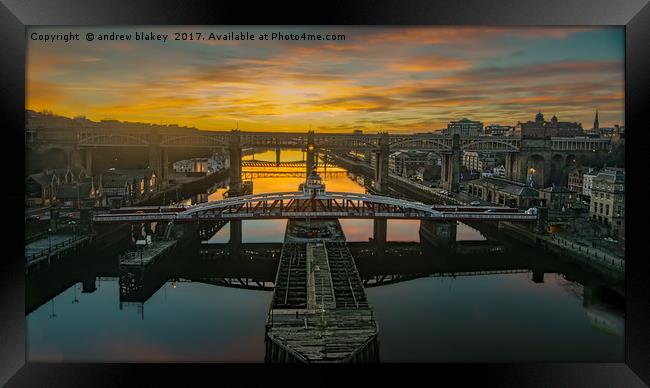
[47,228,52,252]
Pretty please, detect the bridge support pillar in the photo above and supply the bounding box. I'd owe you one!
[148,129,162,189]
[162,149,169,188]
[374,132,389,193]
[230,220,242,257]
[275,147,281,167]
[505,153,526,183]
[306,130,316,175]
[373,218,387,255]
[419,220,457,251]
[67,149,84,173]
[82,276,97,293]
[149,146,162,184]
[84,149,93,177]
[582,286,600,307]
[229,130,242,195]
[532,269,545,283]
[440,134,460,193]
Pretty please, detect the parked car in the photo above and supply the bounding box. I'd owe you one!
[470,201,481,206]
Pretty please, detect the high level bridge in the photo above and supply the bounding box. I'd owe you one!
[27,127,610,193]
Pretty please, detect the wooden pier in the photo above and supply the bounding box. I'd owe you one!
[265,219,379,363]
[119,240,177,268]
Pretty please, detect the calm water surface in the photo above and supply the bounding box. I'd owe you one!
[27,150,624,362]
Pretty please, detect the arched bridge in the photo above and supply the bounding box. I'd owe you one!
[242,160,338,168]
[93,191,537,223]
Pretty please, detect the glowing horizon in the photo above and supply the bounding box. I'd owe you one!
[27,26,624,133]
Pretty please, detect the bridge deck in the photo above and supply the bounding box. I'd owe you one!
[266,219,378,362]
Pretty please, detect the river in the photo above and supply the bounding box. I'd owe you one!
[26,149,624,362]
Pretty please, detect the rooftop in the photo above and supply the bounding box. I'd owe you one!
[595,168,625,184]
[56,182,94,200]
[541,186,575,193]
[471,177,539,197]
[27,172,57,186]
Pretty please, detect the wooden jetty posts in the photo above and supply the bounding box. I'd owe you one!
[265,219,379,363]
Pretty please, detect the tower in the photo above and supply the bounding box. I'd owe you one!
[593,110,599,131]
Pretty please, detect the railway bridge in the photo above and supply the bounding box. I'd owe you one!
[26,127,610,194]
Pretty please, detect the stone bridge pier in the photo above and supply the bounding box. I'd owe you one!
[419,220,457,250]
[374,132,389,193]
[440,134,461,193]
[229,220,242,258]
[229,129,243,195]
[82,276,97,293]
[505,138,556,189]
[373,218,387,255]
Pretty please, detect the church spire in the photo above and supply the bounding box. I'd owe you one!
[593,109,599,131]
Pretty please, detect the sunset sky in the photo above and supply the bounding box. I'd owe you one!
[27,26,624,133]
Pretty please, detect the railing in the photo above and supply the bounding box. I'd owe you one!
[550,234,624,272]
[26,234,88,263]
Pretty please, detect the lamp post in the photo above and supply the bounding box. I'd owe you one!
[47,228,52,252]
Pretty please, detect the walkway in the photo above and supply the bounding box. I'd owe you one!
[25,233,89,264]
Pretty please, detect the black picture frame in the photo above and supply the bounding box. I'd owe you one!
[2,0,648,386]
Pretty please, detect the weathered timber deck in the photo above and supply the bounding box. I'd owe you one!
[119,240,177,268]
[266,219,379,363]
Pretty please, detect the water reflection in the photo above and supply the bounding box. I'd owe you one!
[26,151,624,362]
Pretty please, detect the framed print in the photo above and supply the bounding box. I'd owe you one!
[2,0,649,386]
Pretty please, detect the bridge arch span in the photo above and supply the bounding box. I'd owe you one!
[77,133,150,147]
[388,138,452,152]
[160,134,229,148]
[461,139,520,152]
[176,191,441,220]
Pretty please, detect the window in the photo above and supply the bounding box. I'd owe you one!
[605,204,609,215]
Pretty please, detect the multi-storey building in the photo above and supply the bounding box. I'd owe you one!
[484,124,514,137]
[462,151,498,172]
[582,171,598,198]
[388,150,437,177]
[514,112,583,138]
[589,168,625,236]
[567,167,596,195]
[446,118,483,137]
